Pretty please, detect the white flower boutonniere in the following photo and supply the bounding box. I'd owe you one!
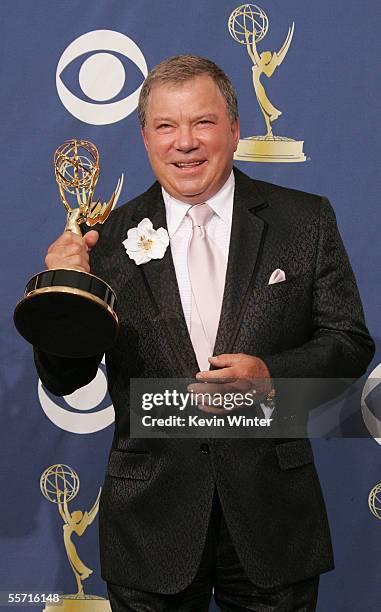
[122,218,169,265]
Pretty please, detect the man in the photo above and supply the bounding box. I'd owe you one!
[35,56,374,611]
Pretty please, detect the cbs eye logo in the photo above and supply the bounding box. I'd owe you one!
[56,29,148,125]
[38,357,114,434]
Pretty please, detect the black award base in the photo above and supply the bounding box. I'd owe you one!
[14,269,119,358]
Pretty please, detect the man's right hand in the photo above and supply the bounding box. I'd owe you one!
[45,230,99,273]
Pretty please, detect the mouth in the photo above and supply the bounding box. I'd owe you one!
[172,160,206,169]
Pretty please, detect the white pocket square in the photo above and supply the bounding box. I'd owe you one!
[268,268,286,285]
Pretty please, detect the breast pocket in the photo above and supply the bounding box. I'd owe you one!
[266,275,302,301]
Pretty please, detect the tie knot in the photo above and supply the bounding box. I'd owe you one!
[187,203,214,228]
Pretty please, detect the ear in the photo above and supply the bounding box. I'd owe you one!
[231,118,240,152]
[141,127,149,151]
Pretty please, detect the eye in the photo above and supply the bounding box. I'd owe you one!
[197,119,214,126]
[156,123,174,132]
[56,30,148,125]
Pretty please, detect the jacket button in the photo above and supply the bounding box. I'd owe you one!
[200,443,210,455]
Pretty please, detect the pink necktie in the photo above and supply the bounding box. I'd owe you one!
[187,204,225,371]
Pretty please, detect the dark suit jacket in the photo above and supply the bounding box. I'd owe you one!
[35,168,375,593]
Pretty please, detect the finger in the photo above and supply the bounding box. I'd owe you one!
[196,367,237,381]
[84,230,99,250]
[64,256,90,273]
[47,241,88,259]
[47,231,84,253]
[188,382,239,395]
[208,354,243,368]
[45,251,90,273]
[45,251,89,271]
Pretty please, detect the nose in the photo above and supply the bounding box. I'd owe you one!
[174,125,198,152]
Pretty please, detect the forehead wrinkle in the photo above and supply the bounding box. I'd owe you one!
[146,76,225,122]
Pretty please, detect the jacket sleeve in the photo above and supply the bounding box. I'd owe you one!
[34,349,102,397]
[33,224,107,396]
[261,197,375,378]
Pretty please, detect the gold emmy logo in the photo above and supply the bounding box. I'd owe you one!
[369,482,381,519]
[40,464,111,611]
[228,4,307,162]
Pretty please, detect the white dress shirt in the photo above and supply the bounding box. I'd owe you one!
[162,172,273,413]
[162,171,235,332]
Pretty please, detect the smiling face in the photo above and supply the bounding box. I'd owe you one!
[141,75,240,204]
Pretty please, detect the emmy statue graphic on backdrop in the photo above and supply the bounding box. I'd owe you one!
[14,139,123,358]
[40,464,111,611]
[228,4,306,162]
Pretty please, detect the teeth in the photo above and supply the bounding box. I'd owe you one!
[175,161,203,168]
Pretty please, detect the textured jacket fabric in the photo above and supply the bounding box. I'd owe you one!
[35,168,375,593]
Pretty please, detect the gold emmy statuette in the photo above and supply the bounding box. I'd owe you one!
[40,464,111,612]
[228,4,307,162]
[14,139,124,357]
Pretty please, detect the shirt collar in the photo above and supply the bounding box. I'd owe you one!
[162,171,235,238]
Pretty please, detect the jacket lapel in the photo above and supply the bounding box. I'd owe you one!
[213,169,268,357]
[131,183,198,375]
